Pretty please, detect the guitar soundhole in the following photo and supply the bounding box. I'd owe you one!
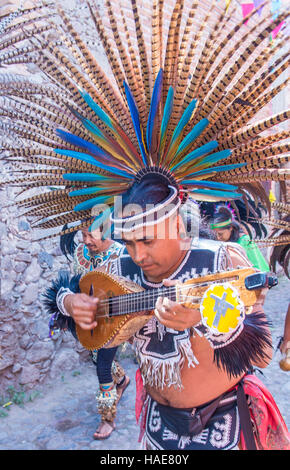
[96,289,128,324]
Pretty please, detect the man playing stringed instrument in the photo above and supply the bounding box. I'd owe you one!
[58,172,289,450]
[2,0,290,452]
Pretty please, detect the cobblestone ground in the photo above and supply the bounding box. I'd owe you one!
[0,276,289,451]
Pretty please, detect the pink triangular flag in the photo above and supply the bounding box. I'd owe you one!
[271,20,285,39]
[241,3,255,24]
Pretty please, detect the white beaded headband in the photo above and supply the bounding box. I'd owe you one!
[111,185,181,232]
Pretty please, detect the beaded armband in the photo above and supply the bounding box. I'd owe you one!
[56,287,73,317]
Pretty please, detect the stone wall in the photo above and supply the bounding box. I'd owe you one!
[0,0,101,393]
[0,196,90,393]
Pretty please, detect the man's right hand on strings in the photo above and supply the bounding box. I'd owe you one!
[64,293,98,330]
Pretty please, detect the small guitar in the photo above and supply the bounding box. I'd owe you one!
[75,266,263,350]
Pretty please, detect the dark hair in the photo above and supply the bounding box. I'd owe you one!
[59,221,105,258]
[212,206,241,242]
[121,173,172,208]
[59,224,78,259]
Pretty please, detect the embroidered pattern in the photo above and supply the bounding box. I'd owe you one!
[148,401,162,433]
[192,429,210,445]
[74,242,122,275]
[178,435,191,449]
[162,428,178,441]
[209,413,232,449]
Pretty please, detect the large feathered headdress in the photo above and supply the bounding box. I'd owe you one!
[0,0,289,239]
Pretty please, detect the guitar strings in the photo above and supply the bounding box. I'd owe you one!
[91,275,239,318]
[96,276,238,306]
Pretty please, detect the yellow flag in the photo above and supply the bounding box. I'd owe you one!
[269,189,276,203]
[225,0,232,12]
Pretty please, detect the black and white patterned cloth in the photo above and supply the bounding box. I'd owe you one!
[144,395,240,450]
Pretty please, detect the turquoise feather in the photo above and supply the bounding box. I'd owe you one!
[63,173,113,182]
[73,195,111,212]
[160,87,174,137]
[78,88,114,130]
[185,162,246,178]
[190,188,242,199]
[124,81,148,166]
[69,187,109,197]
[181,180,238,190]
[170,98,197,145]
[54,149,102,168]
[146,69,163,152]
[158,86,174,161]
[81,118,105,139]
[176,118,209,157]
[192,149,232,168]
[171,141,218,171]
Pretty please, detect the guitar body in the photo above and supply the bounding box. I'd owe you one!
[75,269,153,350]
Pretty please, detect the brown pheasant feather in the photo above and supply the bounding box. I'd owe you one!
[0,0,288,243]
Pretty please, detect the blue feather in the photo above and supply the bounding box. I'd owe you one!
[73,195,111,212]
[190,189,242,199]
[170,98,197,145]
[185,163,246,178]
[181,180,238,190]
[78,88,114,130]
[193,149,232,168]
[63,173,114,182]
[69,187,109,197]
[123,81,148,166]
[54,149,102,168]
[56,129,108,158]
[146,69,163,152]
[176,118,209,157]
[171,141,218,171]
[55,131,133,179]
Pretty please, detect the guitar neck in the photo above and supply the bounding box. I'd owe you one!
[105,286,177,317]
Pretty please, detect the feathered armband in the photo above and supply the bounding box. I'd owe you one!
[42,272,81,338]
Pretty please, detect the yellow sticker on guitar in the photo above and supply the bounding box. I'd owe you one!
[200,283,244,334]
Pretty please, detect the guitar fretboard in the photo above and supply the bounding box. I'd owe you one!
[99,286,177,316]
